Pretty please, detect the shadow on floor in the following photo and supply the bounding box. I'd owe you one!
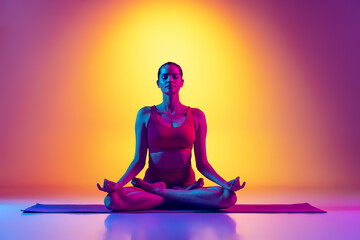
[104,212,241,240]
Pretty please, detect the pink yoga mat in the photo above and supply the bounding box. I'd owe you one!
[22,203,326,213]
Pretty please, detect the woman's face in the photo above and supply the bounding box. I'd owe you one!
[157,64,184,95]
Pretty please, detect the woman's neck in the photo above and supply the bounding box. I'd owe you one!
[160,93,183,113]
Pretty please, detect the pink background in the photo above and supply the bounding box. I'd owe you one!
[0,1,359,195]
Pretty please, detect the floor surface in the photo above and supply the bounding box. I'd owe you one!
[1,190,359,240]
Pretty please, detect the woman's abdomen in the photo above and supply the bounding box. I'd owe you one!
[148,150,192,169]
[143,165,196,189]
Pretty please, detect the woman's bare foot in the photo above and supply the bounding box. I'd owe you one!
[131,178,166,193]
[186,178,204,190]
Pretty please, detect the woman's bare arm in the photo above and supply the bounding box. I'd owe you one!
[193,108,229,187]
[193,108,245,191]
[115,107,149,187]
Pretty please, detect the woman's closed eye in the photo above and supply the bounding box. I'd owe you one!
[161,74,179,80]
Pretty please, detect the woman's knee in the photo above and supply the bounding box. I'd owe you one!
[219,190,237,209]
[104,192,125,211]
[104,195,112,209]
[206,186,237,208]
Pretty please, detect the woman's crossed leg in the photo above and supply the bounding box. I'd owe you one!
[104,179,237,211]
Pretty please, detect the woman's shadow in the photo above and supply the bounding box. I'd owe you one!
[103,211,241,240]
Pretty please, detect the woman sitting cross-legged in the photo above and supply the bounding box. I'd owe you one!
[97,62,246,210]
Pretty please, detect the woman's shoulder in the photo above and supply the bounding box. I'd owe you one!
[190,107,206,127]
[137,106,152,117]
[190,108,206,132]
[136,106,153,127]
[190,107,205,118]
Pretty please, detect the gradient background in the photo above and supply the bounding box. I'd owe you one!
[1,0,359,196]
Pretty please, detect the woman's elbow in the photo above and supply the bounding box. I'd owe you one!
[196,161,211,172]
[132,157,146,169]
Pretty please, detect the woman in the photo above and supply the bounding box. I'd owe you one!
[97,62,246,210]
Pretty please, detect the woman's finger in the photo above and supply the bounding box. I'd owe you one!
[230,180,236,190]
[231,179,236,189]
[97,183,105,192]
[103,179,107,187]
[105,179,114,185]
[230,181,237,191]
[235,178,240,189]
[229,180,233,186]
[99,185,113,193]
[104,179,114,188]
[102,180,111,190]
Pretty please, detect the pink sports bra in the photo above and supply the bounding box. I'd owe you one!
[147,105,196,153]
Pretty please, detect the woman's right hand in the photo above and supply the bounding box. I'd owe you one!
[224,177,246,192]
[97,179,122,193]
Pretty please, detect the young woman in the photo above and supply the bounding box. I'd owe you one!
[97,62,246,210]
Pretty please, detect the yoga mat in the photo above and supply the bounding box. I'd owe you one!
[22,203,326,213]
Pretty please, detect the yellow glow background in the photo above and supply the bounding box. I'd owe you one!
[1,0,357,195]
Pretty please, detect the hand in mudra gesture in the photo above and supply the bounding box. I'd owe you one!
[97,179,121,193]
[224,177,246,192]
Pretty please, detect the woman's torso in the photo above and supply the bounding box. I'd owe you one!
[145,104,196,169]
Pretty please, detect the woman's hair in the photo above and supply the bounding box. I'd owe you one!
[157,62,183,79]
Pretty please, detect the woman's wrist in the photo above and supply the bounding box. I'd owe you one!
[219,180,229,189]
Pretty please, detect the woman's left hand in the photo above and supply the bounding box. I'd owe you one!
[97,179,121,193]
[224,177,246,191]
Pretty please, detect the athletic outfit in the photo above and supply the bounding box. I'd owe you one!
[144,105,196,188]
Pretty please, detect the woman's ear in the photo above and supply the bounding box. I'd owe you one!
[156,80,159,87]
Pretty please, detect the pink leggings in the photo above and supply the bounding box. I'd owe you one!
[143,165,196,189]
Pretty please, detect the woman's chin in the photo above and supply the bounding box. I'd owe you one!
[163,90,180,95]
